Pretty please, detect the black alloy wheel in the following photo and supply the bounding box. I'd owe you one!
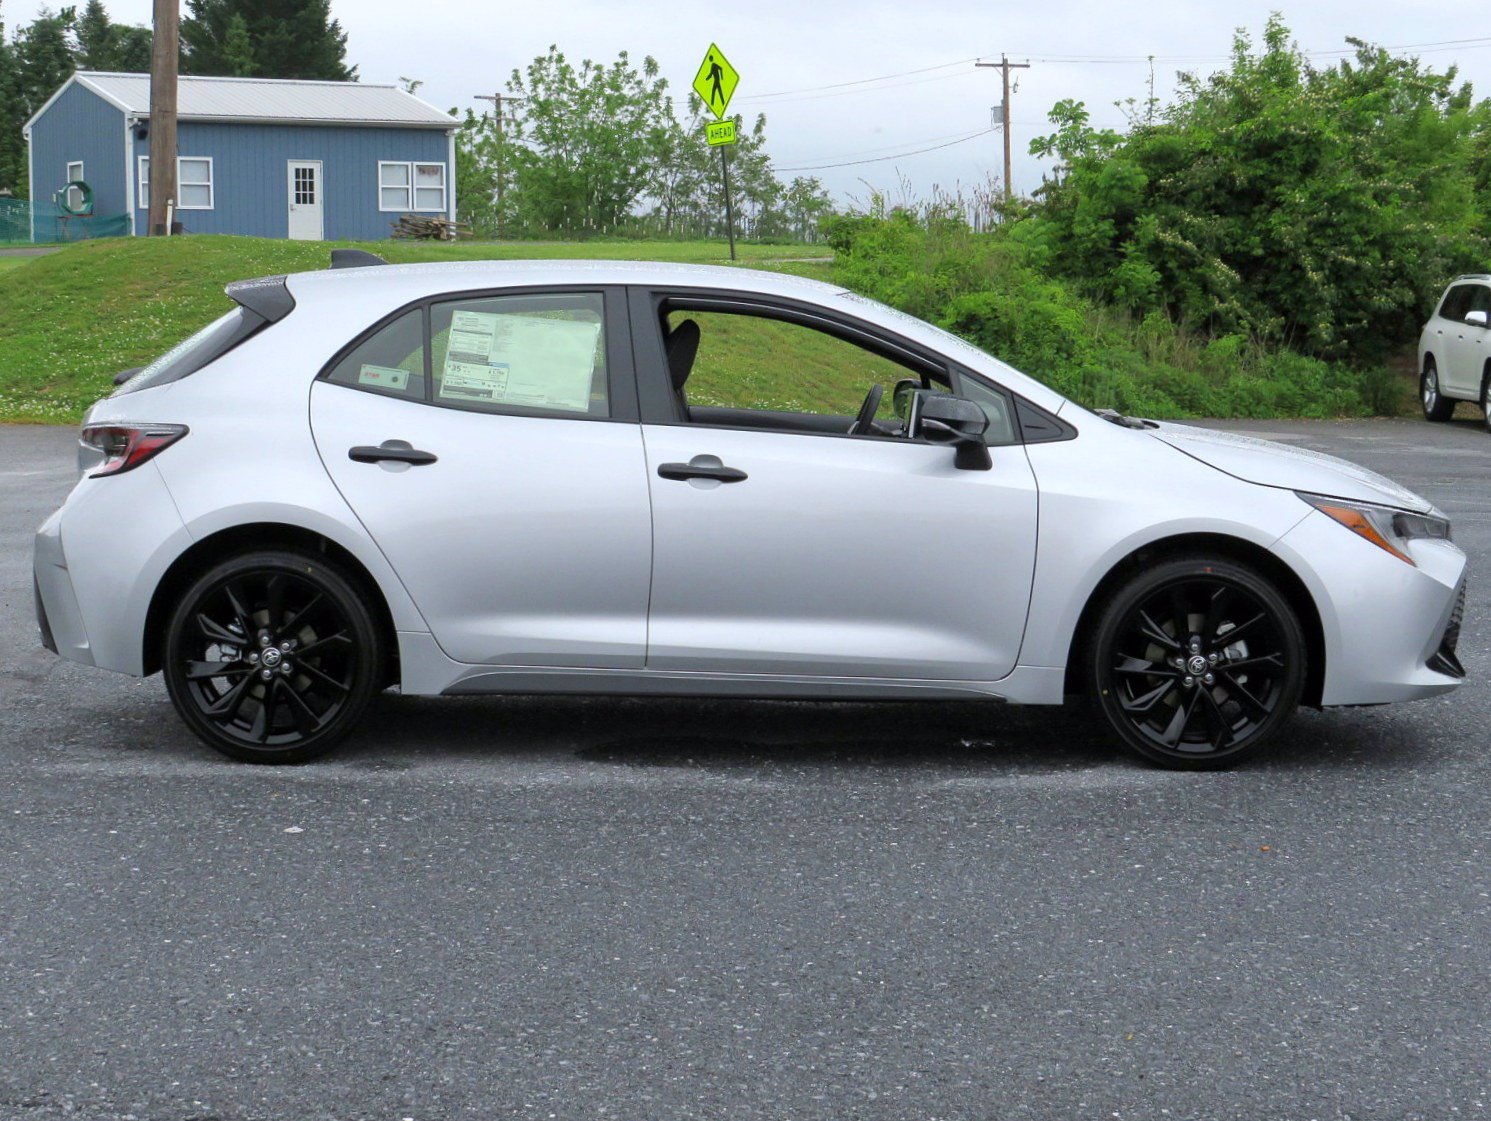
[163,550,382,763]
[1091,557,1307,769]
[1422,359,1454,422]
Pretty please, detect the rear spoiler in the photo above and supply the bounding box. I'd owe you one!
[224,274,296,323]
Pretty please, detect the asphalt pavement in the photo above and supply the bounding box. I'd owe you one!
[2,416,1490,1121]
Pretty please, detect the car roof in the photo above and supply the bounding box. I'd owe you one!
[282,259,845,303]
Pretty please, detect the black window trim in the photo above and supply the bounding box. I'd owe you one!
[316,283,641,424]
[629,285,1075,446]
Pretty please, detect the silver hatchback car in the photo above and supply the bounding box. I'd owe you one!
[35,256,1467,768]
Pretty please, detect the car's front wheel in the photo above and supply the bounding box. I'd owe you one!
[162,550,383,763]
[1422,359,1455,422]
[1089,557,1307,769]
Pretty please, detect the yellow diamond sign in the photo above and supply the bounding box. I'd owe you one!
[692,43,739,121]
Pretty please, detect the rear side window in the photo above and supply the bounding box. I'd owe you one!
[324,310,426,401]
[429,292,609,418]
[113,307,265,396]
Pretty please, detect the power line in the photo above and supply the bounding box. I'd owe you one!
[737,57,976,102]
[740,69,978,107]
[776,129,995,172]
[1007,34,1491,65]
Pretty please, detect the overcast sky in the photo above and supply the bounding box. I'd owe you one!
[10,0,1491,203]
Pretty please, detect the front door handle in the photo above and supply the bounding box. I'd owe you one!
[657,460,748,483]
[349,441,438,466]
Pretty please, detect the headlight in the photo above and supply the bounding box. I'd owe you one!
[1297,492,1451,567]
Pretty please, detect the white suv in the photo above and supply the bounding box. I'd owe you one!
[1419,275,1491,429]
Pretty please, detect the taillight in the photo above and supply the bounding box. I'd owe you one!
[79,424,188,478]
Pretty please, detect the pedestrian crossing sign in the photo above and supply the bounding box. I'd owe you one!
[692,43,739,121]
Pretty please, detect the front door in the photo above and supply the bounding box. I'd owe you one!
[634,296,1039,681]
[287,160,324,241]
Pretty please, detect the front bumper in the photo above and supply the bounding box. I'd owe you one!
[1273,510,1468,705]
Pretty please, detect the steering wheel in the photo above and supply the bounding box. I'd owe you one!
[847,384,884,436]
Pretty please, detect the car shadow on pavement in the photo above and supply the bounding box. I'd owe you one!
[318,691,1433,775]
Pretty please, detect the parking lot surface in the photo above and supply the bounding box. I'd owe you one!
[2,416,1489,1120]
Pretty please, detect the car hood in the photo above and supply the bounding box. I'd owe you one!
[1146,422,1435,514]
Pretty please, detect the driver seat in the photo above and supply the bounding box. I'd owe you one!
[664,318,700,418]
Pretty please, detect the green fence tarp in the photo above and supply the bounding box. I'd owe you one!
[0,197,129,245]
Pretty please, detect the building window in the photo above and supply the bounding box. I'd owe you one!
[65,161,84,211]
[379,160,445,213]
[137,156,215,210]
[178,158,213,209]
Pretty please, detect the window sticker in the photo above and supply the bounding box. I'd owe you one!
[439,309,600,412]
[358,364,410,391]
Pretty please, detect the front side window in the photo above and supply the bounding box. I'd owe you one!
[1440,285,1475,322]
[670,308,931,419]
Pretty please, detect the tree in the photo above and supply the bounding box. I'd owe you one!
[0,3,22,196]
[1029,16,1491,363]
[13,7,75,112]
[75,0,150,71]
[182,0,355,81]
[504,45,674,234]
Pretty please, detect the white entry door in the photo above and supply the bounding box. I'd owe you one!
[287,160,324,240]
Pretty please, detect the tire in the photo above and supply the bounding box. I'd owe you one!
[1422,359,1455,422]
[1482,375,1491,435]
[1089,556,1307,770]
[162,550,383,763]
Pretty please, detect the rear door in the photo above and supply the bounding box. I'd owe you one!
[310,287,653,667]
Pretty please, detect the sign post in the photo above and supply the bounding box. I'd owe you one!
[692,43,740,261]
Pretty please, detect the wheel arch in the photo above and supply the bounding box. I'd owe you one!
[142,522,400,683]
[1063,532,1326,707]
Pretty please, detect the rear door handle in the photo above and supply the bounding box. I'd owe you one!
[349,441,438,466]
[657,461,748,483]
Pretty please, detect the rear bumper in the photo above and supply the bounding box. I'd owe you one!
[33,508,93,666]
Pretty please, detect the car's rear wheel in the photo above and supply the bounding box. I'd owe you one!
[1481,374,1491,434]
[1089,557,1307,770]
[1422,359,1455,422]
[162,550,382,763]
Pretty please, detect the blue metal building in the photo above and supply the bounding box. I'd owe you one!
[24,71,457,241]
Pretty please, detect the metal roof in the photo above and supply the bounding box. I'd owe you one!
[38,71,455,130]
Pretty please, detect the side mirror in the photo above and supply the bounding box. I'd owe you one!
[1467,310,1490,328]
[112,366,144,387]
[911,392,992,471]
[891,378,919,419]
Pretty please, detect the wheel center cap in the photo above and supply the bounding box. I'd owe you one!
[1188,655,1208,675]
[261,647,283,668]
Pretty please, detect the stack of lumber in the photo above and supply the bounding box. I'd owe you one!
[390,214,471,240]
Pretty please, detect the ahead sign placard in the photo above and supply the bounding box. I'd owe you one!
[692,43,739,120]
[705,119,737,146]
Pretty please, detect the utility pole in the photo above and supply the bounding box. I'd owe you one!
[147,0,179,236]
[474,91,525,239]
[976,55,1030,202]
